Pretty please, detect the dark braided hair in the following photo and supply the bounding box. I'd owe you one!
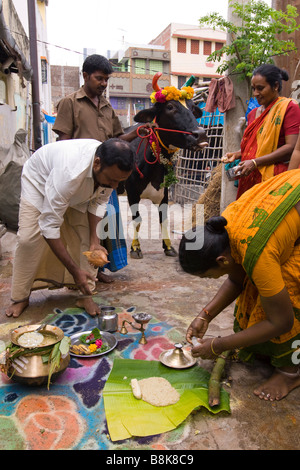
[179,216,230,274]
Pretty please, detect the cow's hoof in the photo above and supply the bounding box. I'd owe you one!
[164,246,177,257]
[130,249,143,259]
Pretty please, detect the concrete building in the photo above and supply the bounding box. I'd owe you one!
[0,0,32,148]
[0,0,53,149]
[150,23,226,88]
[50,65,80,111]
[107,23,226,127]
[109,45,171,128]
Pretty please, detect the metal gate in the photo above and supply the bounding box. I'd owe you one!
[171,108,224,205]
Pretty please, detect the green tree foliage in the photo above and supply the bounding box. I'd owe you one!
[199,0,300,83]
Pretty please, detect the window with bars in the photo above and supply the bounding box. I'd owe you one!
[110,97,127,110]
[191,40,199,55]
[41,57,48,83]
[215,42,223,51]
[133,98,150,112]
[135,58,146,74]
[149,60,163,75]
[203,41,212,55]
[177,38,186,53]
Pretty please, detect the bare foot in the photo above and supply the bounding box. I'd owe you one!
[76,297,101,317]
[97,270,114,284]
[5,299,29,318]
[253,368,300,401]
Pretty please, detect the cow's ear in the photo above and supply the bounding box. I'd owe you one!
[192,105,203,119]
[134,107,157,123]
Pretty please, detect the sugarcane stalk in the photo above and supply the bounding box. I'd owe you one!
[208,350,230,407]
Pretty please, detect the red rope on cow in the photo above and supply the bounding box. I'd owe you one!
[135,125,193,178]
[136,126,161,164]
[134,126,159,178]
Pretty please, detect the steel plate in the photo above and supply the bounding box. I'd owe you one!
[159,349,197,369]
[69,330,118,358]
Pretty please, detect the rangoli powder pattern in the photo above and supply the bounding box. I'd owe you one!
[0,305,189,450]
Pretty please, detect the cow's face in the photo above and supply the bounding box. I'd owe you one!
[134,100,208,151]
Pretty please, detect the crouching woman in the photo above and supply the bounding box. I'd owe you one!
[179,169,300,401]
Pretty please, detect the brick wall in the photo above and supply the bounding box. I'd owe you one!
[50,65,80,110]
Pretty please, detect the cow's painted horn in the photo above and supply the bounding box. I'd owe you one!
[152,72,162,91]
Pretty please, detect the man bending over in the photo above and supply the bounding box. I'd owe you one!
[5,138,134,318]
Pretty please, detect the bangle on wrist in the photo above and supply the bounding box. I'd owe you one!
[211,336,221,356]
[251,159,257,168]
[203,308,212,317]
[197,308,212,323]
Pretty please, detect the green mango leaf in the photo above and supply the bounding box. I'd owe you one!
[59,336,71,356]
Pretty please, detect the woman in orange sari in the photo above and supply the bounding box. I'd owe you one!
[179,170,300,401]
[224,64,300,198]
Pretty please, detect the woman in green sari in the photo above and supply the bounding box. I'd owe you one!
[179,170,300,401]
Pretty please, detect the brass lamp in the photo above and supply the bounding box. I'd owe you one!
[120,313,152,344]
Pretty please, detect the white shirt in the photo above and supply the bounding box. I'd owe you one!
[22,139,112,239]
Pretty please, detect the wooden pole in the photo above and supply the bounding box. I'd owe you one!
[27,0,42,150]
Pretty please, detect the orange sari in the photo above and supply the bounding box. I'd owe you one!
[222,170,300,366]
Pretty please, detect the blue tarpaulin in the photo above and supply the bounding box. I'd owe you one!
[198,102,224,126]
[42,111,56,124]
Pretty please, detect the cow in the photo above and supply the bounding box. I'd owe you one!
[124,72,208,259]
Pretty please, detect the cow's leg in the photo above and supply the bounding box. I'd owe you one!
[158,199,177,257]
[129,201,143,259]
[130,216,143,259]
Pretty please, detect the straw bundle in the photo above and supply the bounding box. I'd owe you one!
[192,163,222,226]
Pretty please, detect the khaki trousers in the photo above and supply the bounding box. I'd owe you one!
[11,198,97,302]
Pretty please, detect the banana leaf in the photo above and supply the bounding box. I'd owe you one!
[103,359,230,441]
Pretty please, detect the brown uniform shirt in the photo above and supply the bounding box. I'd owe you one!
[52,86,123,141]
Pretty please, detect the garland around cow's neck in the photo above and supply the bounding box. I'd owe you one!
[149,134,179,188]
[137,73,195,187]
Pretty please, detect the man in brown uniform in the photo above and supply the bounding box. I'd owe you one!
[53,54,139,283]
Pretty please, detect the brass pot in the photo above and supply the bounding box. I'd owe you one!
[9,324,70,386]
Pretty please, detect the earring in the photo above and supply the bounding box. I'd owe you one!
[224,260,229,265]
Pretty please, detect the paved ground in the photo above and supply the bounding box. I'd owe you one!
[0,198,299,451]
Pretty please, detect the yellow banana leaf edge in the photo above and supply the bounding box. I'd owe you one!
[103,358,230,441]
